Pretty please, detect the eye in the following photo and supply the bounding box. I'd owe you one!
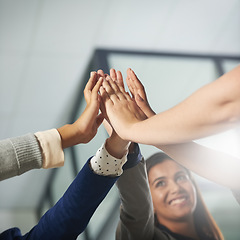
[155,180,166,188]
[176,174,188,183]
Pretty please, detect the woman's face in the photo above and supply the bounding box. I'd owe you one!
[148,159,197,224]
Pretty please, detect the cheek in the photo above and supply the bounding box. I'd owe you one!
[150,188,166,208]
[183,182,197,204]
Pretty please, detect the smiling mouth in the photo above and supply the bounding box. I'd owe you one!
[169,197,187,205]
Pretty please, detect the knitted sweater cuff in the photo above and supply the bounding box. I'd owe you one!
[10,133,42,175]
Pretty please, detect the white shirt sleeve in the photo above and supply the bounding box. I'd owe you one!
[90,140,127,177]
[34,129,64,169]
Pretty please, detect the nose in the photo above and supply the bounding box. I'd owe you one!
[168,180,181,194]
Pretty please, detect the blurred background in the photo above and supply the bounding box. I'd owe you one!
[0,0,240,239]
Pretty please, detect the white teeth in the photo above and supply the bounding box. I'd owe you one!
[170,197,186,205]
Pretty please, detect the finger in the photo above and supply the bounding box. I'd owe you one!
[91,77,103,101]
[131,71,146,98]
[99,84,111,103]
[83,78,101,117]
[107,77,128,100]
[97,69,105,77]
[116,70,125,90]
[126,68,135,98]
[85,71,97,91]
[108,77,133,102]
[110,68,117,81]
[128,68,148,102]
[129,69,144,92]
[128,100,147,121]
[127,72,156,118]
[103,78,127,104]
[84,72,97,102]
[124,91,132,101]
[105,74,111,80]
[103,77,119,94]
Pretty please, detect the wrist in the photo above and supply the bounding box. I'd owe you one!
[105,134,130,159]
[57,124,82,149]
[90,142,127,176]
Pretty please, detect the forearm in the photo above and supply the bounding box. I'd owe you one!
[116,157,154,240]
[128,65,240,145]
[105,132,130,159]
[158,142,240,190]
[57,124,82,149]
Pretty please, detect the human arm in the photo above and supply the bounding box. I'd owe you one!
[127,70,240,191]
[0,158,118,240]
[0,133,42,181]
[0,124,131,240]
[25,68,140,239]
[95,69,154,239]
[101,66,240,145]
[159,143,240,190]
[57,72,104,148]
[0,73,104,181]
[116,144,156,240]
[97,69,175,239]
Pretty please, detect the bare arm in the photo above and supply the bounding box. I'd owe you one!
[139,65,240,145]
[125,69,240,190]
[102,66,240,145]
[159,142,240,190]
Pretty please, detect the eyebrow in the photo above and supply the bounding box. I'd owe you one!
[151,171,187,185]
[152,176,165,185]
[175,170,187,176]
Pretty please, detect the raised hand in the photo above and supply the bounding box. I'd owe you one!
[97,69,131,158]
[58,72,104,148]
[99,71,147,141]
[126,68,156,118]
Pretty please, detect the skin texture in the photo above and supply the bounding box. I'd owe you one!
[99,69,224,239]
[148,159,198,239]
[100,66,240,145]
[97,69,131,159]
[100,68,240,190]
[57,72,104,148]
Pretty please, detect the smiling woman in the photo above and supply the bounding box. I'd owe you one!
[116,144,224,240]
[146,152,223,240]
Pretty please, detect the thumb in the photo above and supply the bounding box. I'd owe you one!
[136,94,156,118]
[96,113,104,128]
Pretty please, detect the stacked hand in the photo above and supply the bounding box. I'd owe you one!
[96,68,144,157]
[93,67,155,157]
[97,68,154,142]
[57,67,154,153]
[58,72,104,148]
[126,68,155,118]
